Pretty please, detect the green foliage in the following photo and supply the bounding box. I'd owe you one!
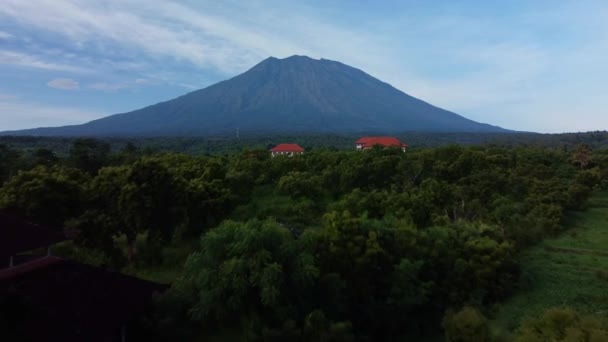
[0,165,88,226]
[277,171,323,198]
[491,192,608,335]
[422,222,517,306]
[442,306,490,342]
[516,308,608,342]
[51,240,122,268]
[316,212,433,332]
[175,219,319,335]
[6,131,608,156]
[31,148,59,167]
[64,210,126,268]
[68,138,111,174]
[168,212,516,340]
[119,158,186,242]
[1,136,606,341]
[301,310,354,342]
[0,144,23,183]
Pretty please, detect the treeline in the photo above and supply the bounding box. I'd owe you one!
[2,130,608,156]
[1,139,608,340]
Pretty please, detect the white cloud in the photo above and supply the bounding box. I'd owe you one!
[0,0,387,74]
[0,31,13,39]
[47,78,80,90]
[0,100,102,130]
[88,82,129,91]
[0,0,607,132]
[0,94,17,101]
[88,78,158,91]
[0,1,247,73]
[134,78,155,85]
[0,50,90,72]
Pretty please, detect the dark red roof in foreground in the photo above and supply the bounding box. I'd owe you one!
[271,143,305,152]
[355,136,407,148]
[0,255,63,280]
[0,259,166,342]
[0,210,67,258]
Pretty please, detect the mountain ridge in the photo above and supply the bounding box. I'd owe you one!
[1,55,510,136]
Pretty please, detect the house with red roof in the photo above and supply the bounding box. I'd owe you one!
[270,143,305,157]
[355,137,408,152]
[0,210,165,341]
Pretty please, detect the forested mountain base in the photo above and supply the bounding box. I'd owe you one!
[1,137,607,341]
[2,130,608,156]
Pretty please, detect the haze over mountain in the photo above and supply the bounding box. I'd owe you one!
[2,56,509,136]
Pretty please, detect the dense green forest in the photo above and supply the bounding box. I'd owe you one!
[1,136,608,341]
[2,130,608,156]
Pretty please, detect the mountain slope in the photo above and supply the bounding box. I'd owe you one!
[3,56,509,136]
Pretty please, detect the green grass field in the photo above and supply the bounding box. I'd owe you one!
[491,191,608,338]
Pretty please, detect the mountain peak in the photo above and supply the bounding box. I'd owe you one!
[1,57,509,136]
[266,55,318,62]
[257,55,320,67]
[283,55,318,61]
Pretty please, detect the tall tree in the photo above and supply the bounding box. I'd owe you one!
[68,138,111,174]
[118,158,186,260]
[175,219,319,337]
[0,166,88,227]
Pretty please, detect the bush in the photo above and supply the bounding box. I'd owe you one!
[516,307,608,342]
[137,238,164,267]
[442,306,490,342]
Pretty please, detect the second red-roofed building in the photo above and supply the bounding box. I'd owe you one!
[270,143,305,157]
[355,137,408,152]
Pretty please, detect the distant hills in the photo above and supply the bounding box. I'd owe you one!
[2,56,510,136]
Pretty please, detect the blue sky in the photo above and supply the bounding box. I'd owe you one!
[0,0,607,133]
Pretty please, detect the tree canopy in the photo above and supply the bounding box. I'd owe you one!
[0,137,606,341]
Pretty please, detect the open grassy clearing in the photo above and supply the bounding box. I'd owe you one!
[491,191,608,337]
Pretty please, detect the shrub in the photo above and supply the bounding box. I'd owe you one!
[516,307,608,342]
[442,306,490,342]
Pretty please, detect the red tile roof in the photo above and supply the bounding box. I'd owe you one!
[0,210,67,259]
[270,143,305,152]
[0,214,166,342]
[355,136,407,148]
[0,259,166,342]
[0,256,63,280]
